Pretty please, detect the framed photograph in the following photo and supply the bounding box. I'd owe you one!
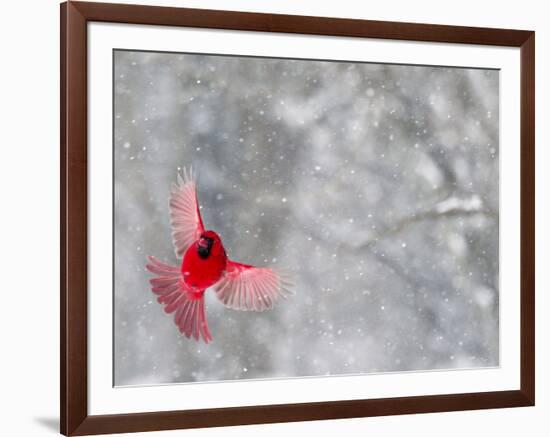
[61,1,535,435]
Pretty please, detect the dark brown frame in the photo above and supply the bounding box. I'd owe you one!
[61,1,535,435]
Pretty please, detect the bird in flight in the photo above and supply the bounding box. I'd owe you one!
[146,168,293,343]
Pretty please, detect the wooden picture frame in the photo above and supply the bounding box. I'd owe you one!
[61,1,535,435]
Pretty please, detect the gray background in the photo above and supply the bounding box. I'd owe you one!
[114,50,499,386]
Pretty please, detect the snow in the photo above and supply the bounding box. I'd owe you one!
[113,50,499,386]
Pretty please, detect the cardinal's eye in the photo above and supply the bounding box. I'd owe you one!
[197,237,214,259]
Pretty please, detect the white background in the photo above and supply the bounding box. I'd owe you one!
[0,0,546,436]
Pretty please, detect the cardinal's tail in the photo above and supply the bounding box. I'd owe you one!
[146,256,213,343]
[176,296,212,344]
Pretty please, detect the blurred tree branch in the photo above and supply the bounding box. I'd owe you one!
[354,198,498,252]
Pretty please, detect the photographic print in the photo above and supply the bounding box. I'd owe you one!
[114,50,499,387]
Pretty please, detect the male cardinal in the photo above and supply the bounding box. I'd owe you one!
[146,168,293,343]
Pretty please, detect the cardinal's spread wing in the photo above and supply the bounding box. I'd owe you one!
[214,260,293,312]
[169,168,205,258]
[146,256,213,343]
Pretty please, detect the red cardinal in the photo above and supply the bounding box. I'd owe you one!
[146,168,293,343]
